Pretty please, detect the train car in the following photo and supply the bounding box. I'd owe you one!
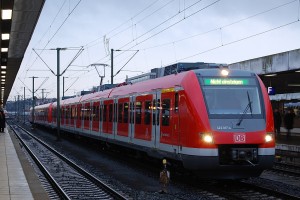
[31,68,275,179]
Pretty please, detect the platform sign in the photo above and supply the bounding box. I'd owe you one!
[268,87,275,95]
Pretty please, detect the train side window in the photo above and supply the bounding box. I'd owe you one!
[157,99,160,125]
[70,107,73,120]
[135,101,142,124]
[152,99,156,125]
[74,107,77,120]
[103,105,107,122]
[162,99,170,126]
[100,105,103,122]
[124,102,129,123]
[85,105,90,120]
[175,92,179,113]
[109,104,113,122]
[93,105,99,121]
[144,101,151,125]
[118,103,123,123]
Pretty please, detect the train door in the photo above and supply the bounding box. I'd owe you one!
[117,98,129,137]
[128,96,136,142]
[92,101,100,132]
[134,95,152,141]
[160,90,179,147]
[76,104,82,129]
[104,100,113,135]
[83,102,91,130]
[152,91,161,148]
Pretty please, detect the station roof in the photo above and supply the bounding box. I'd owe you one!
[0,0,45,107]
[229,48,300,100]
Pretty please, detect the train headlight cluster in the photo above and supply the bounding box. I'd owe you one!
[265,133,273,143]
[202,133,214,143]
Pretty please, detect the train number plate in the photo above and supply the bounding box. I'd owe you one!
[233,133,246,143]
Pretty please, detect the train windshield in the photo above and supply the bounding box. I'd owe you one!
[201,77,262,117]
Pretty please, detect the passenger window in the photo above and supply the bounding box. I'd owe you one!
[124,102,129,123]
[162,99,170,126]
[135,101,142,124]
[93,106,99,121]
[103,105,107,122]
[152,99,156,125]
[144,101,151,125]
[118,103,123,123]
[109,104,113,122]
[100,105,103,122]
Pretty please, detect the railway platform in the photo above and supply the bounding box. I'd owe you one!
[276,127,300,146]
[0,126,49,200]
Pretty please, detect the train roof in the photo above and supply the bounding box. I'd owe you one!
[54,71,190,105]
[34,68,258,109]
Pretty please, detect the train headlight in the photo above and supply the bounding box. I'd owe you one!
[221,69,229,76]
[202,133,214,143]
[265,133,273,143]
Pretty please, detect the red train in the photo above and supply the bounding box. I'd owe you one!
[31,68,275,179]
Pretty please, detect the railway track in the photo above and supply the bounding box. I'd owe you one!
[9,123,128,200]
[10,121,300,199]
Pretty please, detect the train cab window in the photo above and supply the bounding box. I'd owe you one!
[118,103,123,123]
[109,104,113,122]
[124,102,129,123]
[162,99,170,126]
[144,101,151,125]
[175,93,179,113]
[135,101,142,124]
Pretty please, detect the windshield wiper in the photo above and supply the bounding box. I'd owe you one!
[236,91,252,126]
[247,91,253,117]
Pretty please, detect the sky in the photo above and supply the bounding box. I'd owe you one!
[8,0,300,100]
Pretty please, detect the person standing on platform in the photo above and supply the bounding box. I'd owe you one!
[273,108,282,136]
[0,109,5,132]
[284,109,295,139]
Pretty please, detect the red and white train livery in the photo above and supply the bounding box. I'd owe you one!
[31,68,275,179]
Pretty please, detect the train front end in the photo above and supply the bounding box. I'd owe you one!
[186,68,275,179]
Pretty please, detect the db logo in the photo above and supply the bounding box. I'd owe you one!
[234,133,246,143]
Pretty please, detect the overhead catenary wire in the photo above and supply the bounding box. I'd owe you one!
[141,0,298,51]
[58,1,299,97]
[13,1,300,99]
